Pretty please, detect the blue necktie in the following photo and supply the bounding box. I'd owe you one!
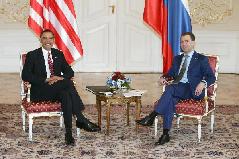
[173,55,189,84]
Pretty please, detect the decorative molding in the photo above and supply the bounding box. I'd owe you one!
[0,0,28,23]
[189,0,233,26]
[0,0,234,26]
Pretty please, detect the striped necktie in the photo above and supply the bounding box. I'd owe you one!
[173,55,189,84]
[48,52,54,76]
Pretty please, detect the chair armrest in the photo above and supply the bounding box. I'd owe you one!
[24,82,31,102]
[161,77,174,92]
[21,81,30,100]
[22,78,75,103]
[162,76,174,82]
[204,82,217,113]
[207,83,217,98]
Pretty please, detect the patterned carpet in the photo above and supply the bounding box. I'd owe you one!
[0,104,238,159]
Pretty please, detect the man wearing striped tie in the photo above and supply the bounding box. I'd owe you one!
[22,29,100,146]
[136,32,216,145]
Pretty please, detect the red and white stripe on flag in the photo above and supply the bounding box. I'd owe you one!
[28,0,83,64]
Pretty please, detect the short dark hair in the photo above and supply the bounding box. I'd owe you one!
[40,29,55,38]
[181,32,195,41]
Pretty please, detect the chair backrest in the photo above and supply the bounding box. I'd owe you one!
[206,54,219,81]
[20,52,28,100]
[203,54,219,98]
[20,52,27,77]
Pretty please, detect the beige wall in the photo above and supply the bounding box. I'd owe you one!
[0,0,238,73]
[192,0,239,31]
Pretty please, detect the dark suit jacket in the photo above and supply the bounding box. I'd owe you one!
[163,51,216,98]
[22,47,74,100]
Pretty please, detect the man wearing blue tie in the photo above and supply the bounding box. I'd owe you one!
[136,32,216,145]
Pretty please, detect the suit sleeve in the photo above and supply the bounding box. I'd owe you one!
[22,52,46,85]
[162,56,179,79]
[59,53,74,79]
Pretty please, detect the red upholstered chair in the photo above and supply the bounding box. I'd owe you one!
[154,54,219,142]
[20,52,80,141]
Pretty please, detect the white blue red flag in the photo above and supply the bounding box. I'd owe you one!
[143,0,192,73]
[28,0,83,64]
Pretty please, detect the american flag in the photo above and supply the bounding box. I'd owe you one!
[28,0,83,64]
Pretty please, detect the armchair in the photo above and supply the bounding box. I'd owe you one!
[154,54,219,142]
[20,52,80,141]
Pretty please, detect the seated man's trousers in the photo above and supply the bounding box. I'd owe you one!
[31,79,84,128]
[155,82,204,129]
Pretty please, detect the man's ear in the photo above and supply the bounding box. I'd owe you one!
[39,37,43,44]
[191,41,196,47]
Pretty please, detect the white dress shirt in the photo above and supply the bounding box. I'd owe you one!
[179,51,194,83]
[42,47,53,78]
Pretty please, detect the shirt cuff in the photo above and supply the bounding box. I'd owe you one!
[201,80,207,87]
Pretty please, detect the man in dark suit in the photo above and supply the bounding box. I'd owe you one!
[136,32,216,145]
[22,29,100,146]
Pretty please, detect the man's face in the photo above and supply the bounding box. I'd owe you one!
[40,31,55,51]
[180,35,195,53]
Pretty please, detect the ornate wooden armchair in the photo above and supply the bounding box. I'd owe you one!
[154,54,219,142]
[20,52,80,141]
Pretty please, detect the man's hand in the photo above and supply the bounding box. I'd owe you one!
[195,82,206,96]
[46,76,64,85]
[159,77,169,85]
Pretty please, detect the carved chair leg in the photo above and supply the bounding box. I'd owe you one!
[29,115,33,141]
[177,117,181,129]
[60,115,63,127]
[198,118,202,143]
[22,110,26,131]
[76,128,80,137]
[210,111,215,133]
[74,115,80,137]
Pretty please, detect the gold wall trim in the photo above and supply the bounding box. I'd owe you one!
[189,0,233,26]
[0,0,28,23]
[0,0,234,26]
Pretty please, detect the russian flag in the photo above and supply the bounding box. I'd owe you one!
[143,0,192,73]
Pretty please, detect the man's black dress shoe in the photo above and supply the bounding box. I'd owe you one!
[136,111,158,126]
[65,130,75,146]
[136,115,155,126]
[155,134,170,145]
[76,119,101,132]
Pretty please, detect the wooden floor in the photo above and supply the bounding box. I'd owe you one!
[0,73,238,105]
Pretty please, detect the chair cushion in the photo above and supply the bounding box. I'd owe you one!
[22,98,61,113]
[176,99,214,116]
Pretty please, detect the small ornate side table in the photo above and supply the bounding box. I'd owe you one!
[86,86,146,135]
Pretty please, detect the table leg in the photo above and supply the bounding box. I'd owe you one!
[106,101,111,135]
[126,102,130,126]
[96,96,102,128]
[135,97,142,133]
